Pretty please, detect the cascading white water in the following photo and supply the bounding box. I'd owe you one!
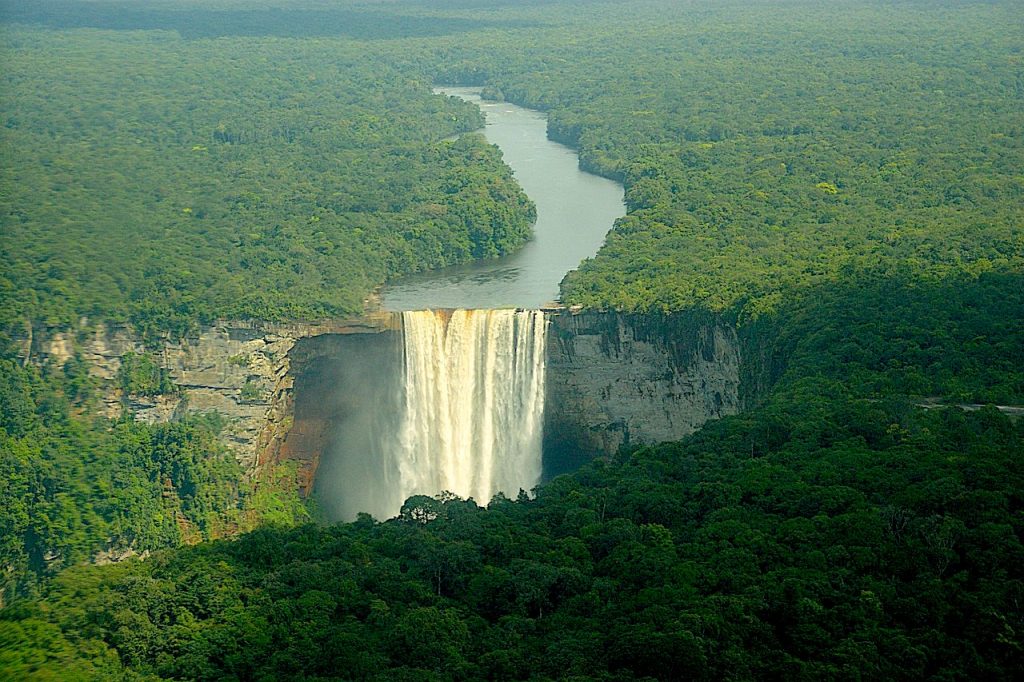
[392,308,546,511]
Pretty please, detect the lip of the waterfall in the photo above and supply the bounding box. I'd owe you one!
[392,307,555,336]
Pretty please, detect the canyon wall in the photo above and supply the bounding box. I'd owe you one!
[543,310,743,474]
[29,308,749,495]
[31,315,396,475]
[283,330,402,499]
[284,309,747,486]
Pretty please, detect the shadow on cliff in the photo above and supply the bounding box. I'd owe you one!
[282,332,404,522]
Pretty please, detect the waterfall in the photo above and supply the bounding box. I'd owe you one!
[392,309,546,512]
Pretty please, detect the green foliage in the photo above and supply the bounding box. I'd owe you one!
[4,0,1020,325]
[0,23,534,339]
[245,461,310,528]
[746,269,1024,406]
[0,604,132,680]
[0,356,307,604]
[2,401,1021,680]
[118,352,175,397]
[1,2,1022,678]
[428,0,1024,314]
[237,378,266,404]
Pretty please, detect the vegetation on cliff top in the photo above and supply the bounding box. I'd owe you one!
[0,23,535,338]
[435,1,1024,315]
[3,0,1021,327]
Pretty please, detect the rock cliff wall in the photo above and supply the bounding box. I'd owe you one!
[543,310,742,474]
[280,330,402,498]
[32,314,397,475]
[29,308,747,494]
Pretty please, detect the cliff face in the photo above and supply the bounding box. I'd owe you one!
[37,322,294,472]
[31,309,745,494]
[279,310,744,498]
[280,330,402,498]
[34,315,397,475]
[543,310,742,474]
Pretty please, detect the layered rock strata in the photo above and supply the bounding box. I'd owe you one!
[543,310,742,473]
[28,309,744,494]
[32,314,397,475]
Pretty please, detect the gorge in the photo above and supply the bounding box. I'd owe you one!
[314,309,548,520]
[29,90,745,522]
[295,309,744,520]
[317,89,625,519]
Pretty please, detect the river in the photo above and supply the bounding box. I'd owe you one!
[381,87,625,310]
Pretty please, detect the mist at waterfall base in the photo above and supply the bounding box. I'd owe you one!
[314,309,547,521]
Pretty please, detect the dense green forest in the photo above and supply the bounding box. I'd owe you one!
[3,0,1021,327]
[2,394,1021,679]
[435,1,1024,315]
[1,0,1023,679]
[0,352,309,602]
[1,22,535,335]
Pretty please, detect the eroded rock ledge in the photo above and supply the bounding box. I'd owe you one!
[31,314,397,475]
